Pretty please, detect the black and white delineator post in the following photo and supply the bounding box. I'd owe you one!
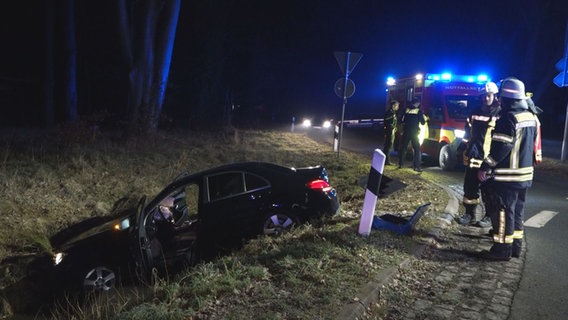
[333,124,339,152]
[358,148,386,236]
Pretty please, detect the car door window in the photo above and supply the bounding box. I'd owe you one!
[207,172,245,201]
[245,173,270,191]
[184,183,200,218]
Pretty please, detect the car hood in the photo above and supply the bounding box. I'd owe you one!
[50,209,136,250]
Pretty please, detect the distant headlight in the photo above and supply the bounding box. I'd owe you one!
[322,120,332,128]
[302,119,312,127]
[53,252,65,266]
[454,129,465,139]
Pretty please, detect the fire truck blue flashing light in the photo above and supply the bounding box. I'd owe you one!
[425,73,490,83]
[388,73,491,85]
[476,74,488,82]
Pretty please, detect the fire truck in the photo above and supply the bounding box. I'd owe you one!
[386,73,490,170]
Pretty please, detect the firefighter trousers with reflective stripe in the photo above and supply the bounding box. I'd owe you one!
[490,186,526,244]
[463,166,481,205]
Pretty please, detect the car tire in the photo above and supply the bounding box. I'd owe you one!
[439,144,455,171]
[262,213,298,236]
[81,265,117,292]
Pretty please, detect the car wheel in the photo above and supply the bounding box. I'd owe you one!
[262,213,297,236]
[439,144,455,171]
[82,266,117,291]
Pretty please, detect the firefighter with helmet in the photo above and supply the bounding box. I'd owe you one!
[478,77,539,261]
[383,100,399,165]
[398,97,427,172]
[457,81,500,226]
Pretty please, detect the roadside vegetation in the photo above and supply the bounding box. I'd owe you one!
[0,127,448,319]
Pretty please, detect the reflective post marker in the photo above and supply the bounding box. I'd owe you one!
[358,149,386,236]
[291,116,295,133]
[333,124,339,152]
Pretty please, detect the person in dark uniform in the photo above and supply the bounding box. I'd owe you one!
[457,81,500,226]
[398,97,426,172]
[383,100,399,165]
[478,77,539,261]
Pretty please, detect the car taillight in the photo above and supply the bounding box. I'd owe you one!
[307,179,332,192]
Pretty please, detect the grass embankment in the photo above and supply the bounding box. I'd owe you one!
[0,128,447,319]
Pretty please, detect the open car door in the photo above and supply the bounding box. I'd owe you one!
[132,196,154,284]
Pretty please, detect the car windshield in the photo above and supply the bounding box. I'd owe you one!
[445,96,477,120]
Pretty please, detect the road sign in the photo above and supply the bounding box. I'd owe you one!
[554,57,568,87]
[334,78,355,98]
[553,21,568,88]
[334,51,362,77]
[555,57,567,71]
[553,72,568,87]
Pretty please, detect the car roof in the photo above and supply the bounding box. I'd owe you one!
[146,162,298,210]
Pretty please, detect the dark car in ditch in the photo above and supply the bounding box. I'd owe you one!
[50,162,340,292]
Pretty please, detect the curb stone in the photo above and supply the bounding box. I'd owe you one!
[336,183,524,320]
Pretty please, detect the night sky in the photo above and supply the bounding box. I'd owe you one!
[2,0,568,138]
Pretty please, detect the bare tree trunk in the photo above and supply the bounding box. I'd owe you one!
[44,0,55,128]
[63,0,78,123]
[151,0,181,131]
[116,0,181,136]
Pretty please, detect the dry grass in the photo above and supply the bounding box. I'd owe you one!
[0,127,447,319]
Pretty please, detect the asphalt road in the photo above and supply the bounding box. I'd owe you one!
[306,125,568,319]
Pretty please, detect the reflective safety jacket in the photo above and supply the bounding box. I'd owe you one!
[481,100,538,189]
[527,98,543,165]
[401,105,426,134]
[384,108,398,131]
[463,101,501,168]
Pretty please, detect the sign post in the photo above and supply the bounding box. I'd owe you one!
[333,51,362,157]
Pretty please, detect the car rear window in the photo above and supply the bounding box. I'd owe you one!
[245,173,270,191]
[208,172,245,201]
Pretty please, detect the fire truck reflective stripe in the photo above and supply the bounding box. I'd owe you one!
[493,133,513,143]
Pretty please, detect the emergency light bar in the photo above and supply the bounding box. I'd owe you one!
[425,73,489,83]
[386,73,491,86]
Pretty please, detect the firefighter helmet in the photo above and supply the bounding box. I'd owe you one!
[481,81,499,95]
[499,78,527,100]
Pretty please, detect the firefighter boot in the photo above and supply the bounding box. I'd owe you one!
[457,204,477,225]
[512,239,522,258]
[480,243,512,261]
[476,215,492,228]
